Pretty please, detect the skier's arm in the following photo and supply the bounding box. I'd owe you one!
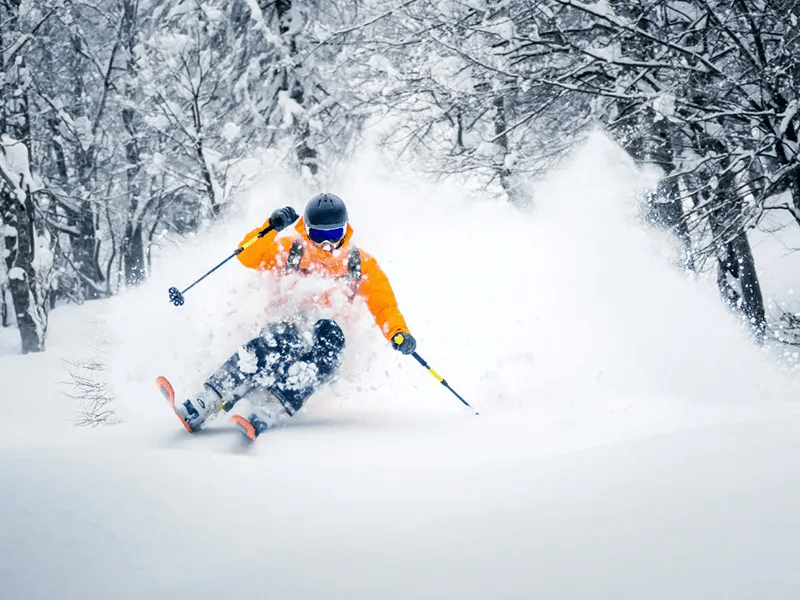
[237,207,298,271]
[357,252,410,342]
[237,219,281,270]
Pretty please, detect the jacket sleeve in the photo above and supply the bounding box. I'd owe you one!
[357,251,410,342]
[236,219,283,271]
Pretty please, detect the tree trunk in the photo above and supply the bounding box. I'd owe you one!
[622,105,695,270]
[68,31,106,299]
[1,282,8,327]
[274,0,318,176]
[1,3,47,352]
[772,105,800,215]
[121,0,146,286]
[708,168,767,342]
[122,220,145,286]
[493,94,522,206]
[645,177,695,271]
[2,186,46,353]
[41,27,106,302]
[785,0,800,212]
[66,200,104,300]
[730,231,766,341]
[191,100,218,215]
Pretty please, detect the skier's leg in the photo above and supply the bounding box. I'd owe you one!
[268,318,346,414]
[204,349,260,404]
[175,323,295,430]
[191,320,345,425]
[200,322,304,410]
[309,318,346,381]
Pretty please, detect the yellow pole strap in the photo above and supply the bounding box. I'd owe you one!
[236,222,276,255]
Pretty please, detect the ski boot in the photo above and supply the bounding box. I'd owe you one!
[172,386,222,432]
[230,413,271,441]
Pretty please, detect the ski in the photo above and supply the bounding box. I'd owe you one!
[156,375,195,433]
[230,413,270,441]
[158,375,279,440]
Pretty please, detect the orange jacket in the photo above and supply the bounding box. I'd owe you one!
[237,217,409,342]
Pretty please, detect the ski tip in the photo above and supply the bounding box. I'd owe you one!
[230,415,257,441]
[156,376,175,405]
[156,376,194,434]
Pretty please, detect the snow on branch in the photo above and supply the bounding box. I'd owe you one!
[1,6,59,65]
[0,135,38,202]
[779,100,799,138]
[552,0,732,81]
[300,0,420,63]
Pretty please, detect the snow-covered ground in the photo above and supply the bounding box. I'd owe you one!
[2,133,799,599]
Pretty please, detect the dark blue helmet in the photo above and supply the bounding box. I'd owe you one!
[304,193,348,231]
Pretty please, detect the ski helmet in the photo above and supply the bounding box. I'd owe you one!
[304,193,348,231]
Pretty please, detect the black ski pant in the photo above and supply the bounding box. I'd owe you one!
[205,319,345,414]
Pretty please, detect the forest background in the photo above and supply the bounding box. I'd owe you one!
[0,0,798,357]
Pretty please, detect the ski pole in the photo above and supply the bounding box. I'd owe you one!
[394,334,478,415]
[168,222,277,306]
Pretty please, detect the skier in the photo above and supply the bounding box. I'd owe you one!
[171,192,417,439]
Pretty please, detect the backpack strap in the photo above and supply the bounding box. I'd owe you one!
[285,240,362,296]
[286,239,304,272]
[346,247,362,298]
[347,248,362,284]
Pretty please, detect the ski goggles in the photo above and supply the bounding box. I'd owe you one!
[307,226,345,244]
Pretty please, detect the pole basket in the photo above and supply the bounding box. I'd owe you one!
[168,287,185,306]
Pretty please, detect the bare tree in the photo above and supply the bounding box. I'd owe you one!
[34,2,120,300]
[120,0,147,286]
[513,0,794,338]
[0,0,53,352]
[333,0,591,205]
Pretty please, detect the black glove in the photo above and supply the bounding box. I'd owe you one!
[268,206,299,231]
[392,332,417,355]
